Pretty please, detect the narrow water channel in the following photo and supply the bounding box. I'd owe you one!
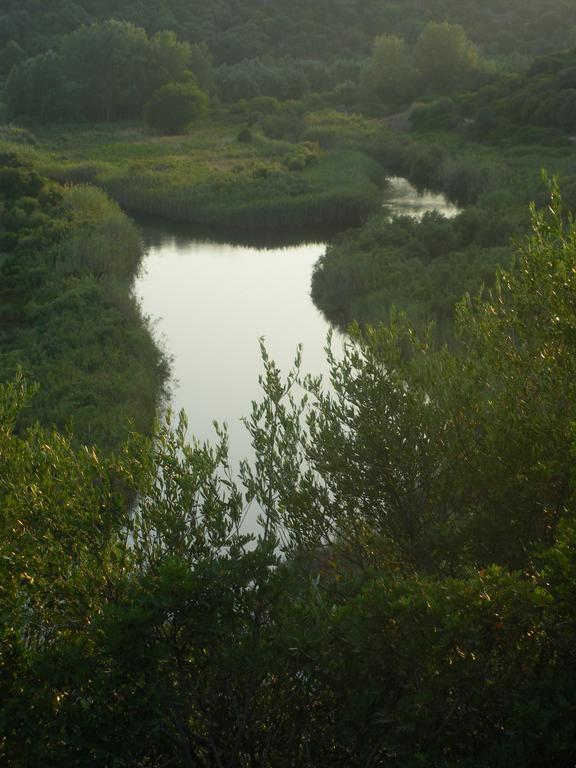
[134,178,457,530]
[136,232,332,465]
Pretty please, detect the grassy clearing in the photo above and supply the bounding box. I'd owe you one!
[27,117,383,231]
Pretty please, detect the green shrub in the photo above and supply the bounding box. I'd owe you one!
[249,96,280,114]
[0,124,36,145]
[237,127,253,143]
[144,82,209,135]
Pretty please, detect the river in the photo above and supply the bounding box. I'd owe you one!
[135,178,458,530]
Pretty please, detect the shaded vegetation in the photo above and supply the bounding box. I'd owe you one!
[4,1,576,120]
[1,0,575,72]
[144,81,209,135]
[312,210,515,336]
[0,150,167,451]
[28,121,382,231]
[309,106,576,333]
[2,3,576,764]
[2,192,576,765]
[6,21,197,122]
[413,47,576,141]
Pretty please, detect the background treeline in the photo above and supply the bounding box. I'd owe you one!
[1,0,576,72]
[412,48,576,142]
[3,0,576,119]
[3,192,576,766]
[5,21,209,122]
[0,149,167,451]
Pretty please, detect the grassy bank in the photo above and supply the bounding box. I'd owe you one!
[26,118,383,232]
[307,110,576,335]
[0,149,167,452]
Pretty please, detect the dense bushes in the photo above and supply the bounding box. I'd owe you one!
[410,49,576,144]
[0,151,167,451]
[144,82,209,134]
[309,127,535,333]
[311,207,517,334]
[306,106,575,336]
[6,21,194,122]
[3,192,576,764]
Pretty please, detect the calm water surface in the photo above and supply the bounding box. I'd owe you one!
[134,178,457,527]
[136,232,332,461]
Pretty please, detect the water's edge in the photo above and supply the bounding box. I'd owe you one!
[134,178,457,531]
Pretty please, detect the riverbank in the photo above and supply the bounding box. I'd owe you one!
[5,106,576,453]
[307,111,576,335]
[23,118,384,232]
[134,180,459,533]
[0,150,167,452]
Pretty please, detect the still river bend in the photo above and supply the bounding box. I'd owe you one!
[134,178,458,527]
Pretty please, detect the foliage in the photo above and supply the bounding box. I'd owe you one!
[1,0,575,72]
[0,124,35,145]
[144,82,209,135]
[3,0,576,124]
[255,183,576,574]
[414,22,482,92]
[307,104,576,334]
[312,209,515,335]
[361,34,419,106]
[7,21,193,122]
[34,120,382,231]
[360,23,485,109]
[0,151,167,451]
[2,190,576,764]
[412,48,576,144]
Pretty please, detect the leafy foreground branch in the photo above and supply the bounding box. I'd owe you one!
[2,188,576,765]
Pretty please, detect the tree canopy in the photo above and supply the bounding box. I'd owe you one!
[7,21,193,121]
[144,81,209,134]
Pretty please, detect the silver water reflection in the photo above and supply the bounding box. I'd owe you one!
[384,176,460,220]
[135,230,333,478]
[134,179,457,532]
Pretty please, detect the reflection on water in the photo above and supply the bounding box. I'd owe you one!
[135,231,336,508]
[383,176,460,220]
[134,177,460,532]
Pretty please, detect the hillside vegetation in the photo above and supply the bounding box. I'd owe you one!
[0,149,167,451]
[2,0,576,70]
[3,191,576,765]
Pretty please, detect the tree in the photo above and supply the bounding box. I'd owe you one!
[144,81,209,134]
[188,42,217,96]
[6,51,64,120]
[245,181,576,574]
[415,21,481,92]
[7,21,193,122]
[0,39,25,75]
[361,34,419,106]
[59,20,151,120]
[147,30,191,92]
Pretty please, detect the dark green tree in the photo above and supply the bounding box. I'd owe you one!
[144,81,209,134]
[59,20,151,120]
[415,21,481,92]
[361,34,419,106]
